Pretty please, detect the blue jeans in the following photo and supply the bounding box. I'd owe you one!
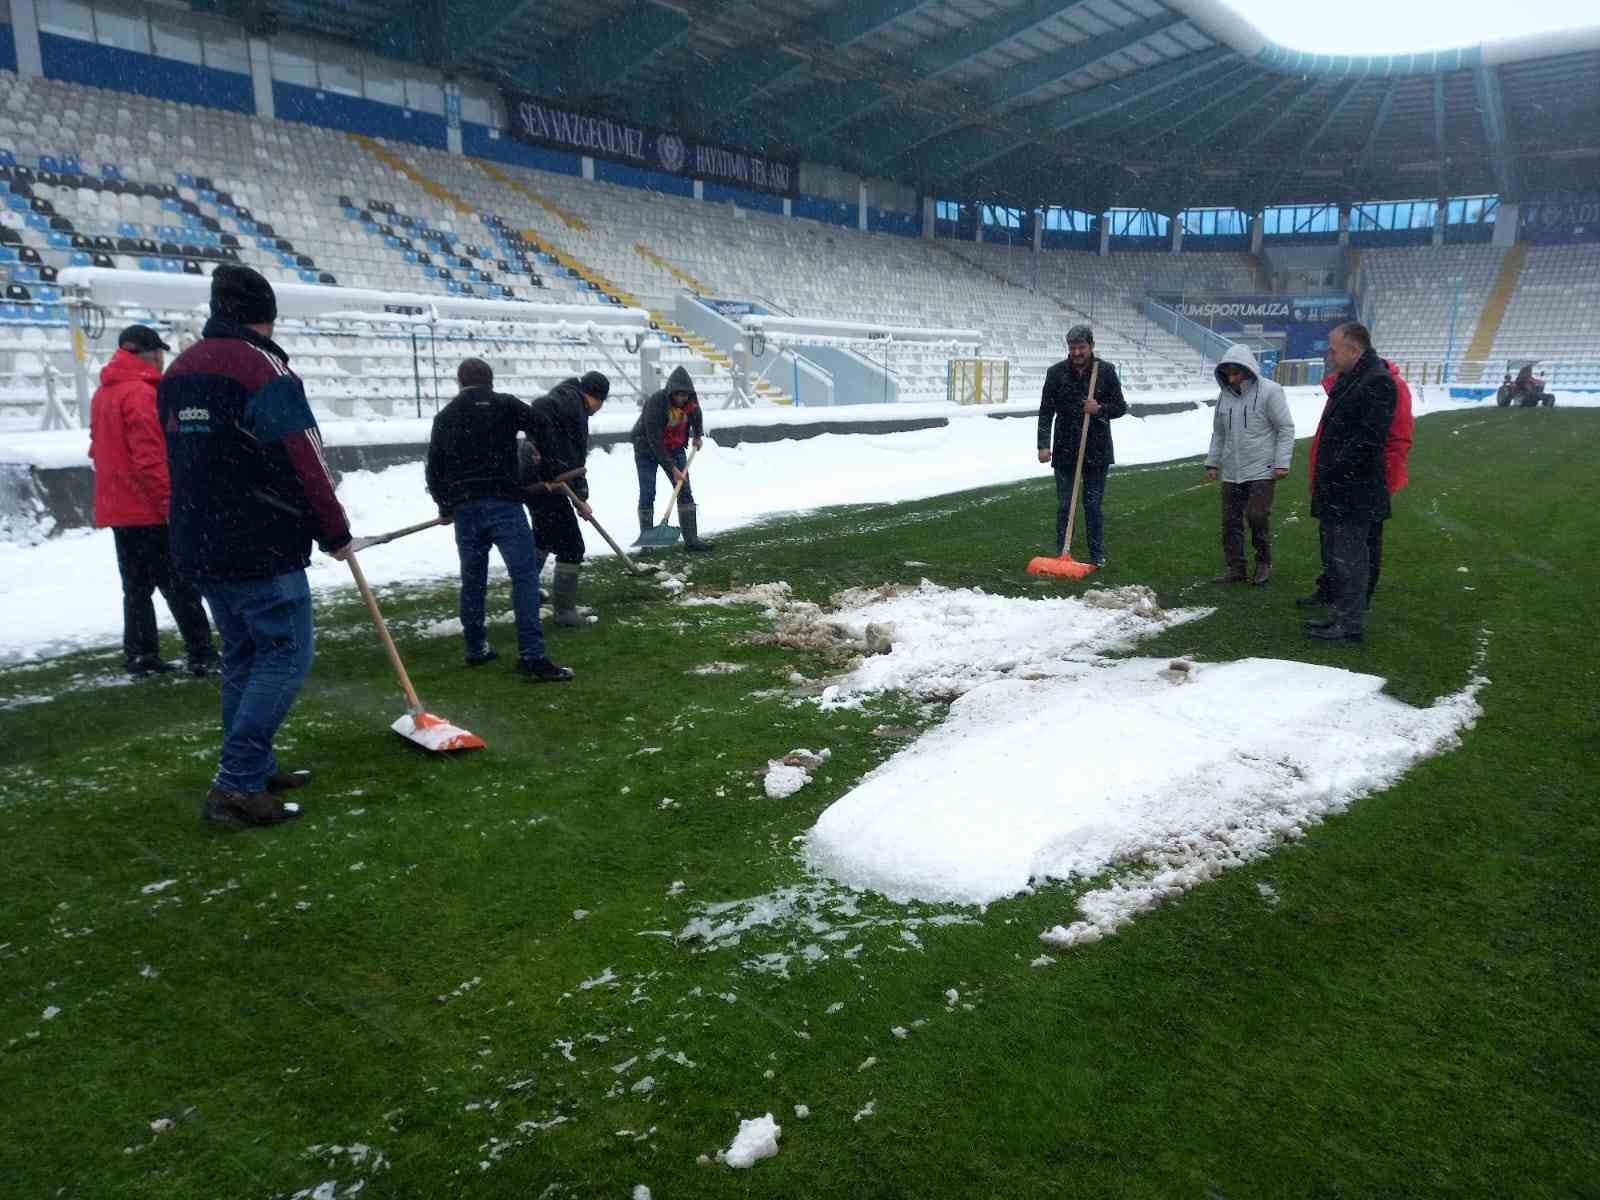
[636,446,694,511]
[452,498,545,661]
[201,569,315,794]
[1054,462,1109,563]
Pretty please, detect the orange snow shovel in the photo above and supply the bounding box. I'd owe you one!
[1027,360,1100,580]
[346,550,485,752]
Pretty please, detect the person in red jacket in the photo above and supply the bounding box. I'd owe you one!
[1300,354,1414,610]
[89,324,215,676]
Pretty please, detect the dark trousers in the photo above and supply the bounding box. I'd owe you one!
[201,569,313,794]
[1315,521,1385,603]
[112,524,213,666]
[526,493,585,565]
[1054,461,1109,563]
[1318,520,1372,631]
[452,498,546,661]
[636,446,694,511]
[1220,479,1275,571]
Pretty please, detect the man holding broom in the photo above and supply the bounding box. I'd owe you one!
[160,265,351,828]
[520,370,609,626]
[1037,325,1127,566]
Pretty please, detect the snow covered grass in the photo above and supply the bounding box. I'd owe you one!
[1,407,1596,1198]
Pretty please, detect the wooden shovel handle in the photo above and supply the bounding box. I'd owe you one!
[347,551,423,713]
[658,444,698,525]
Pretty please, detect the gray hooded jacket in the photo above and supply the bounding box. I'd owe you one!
[1206,345,1295,483]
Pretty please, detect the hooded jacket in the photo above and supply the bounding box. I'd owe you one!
[1311,346,1395,524]
[426,384,540,512]
[158,315,350,582]
[631,366,703,470]
[1037,354,1127,468]
[1205,345,1295,484]
[1313,359,1413,495]
[519,377,593,501]
[90,348,169,528]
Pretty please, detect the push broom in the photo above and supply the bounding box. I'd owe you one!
[1027,360,1100,581]
[346,550,485,753]
[633,444,698,549]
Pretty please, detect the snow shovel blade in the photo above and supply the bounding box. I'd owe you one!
[1027,553,1097,580]
[633,522,681,549]
[391,709,486,752]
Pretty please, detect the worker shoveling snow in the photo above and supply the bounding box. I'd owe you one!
[764,582,1486,946]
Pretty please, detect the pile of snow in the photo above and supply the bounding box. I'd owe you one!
[763,748,832,799]
[797,584,1485,939]
[717,1113,782,1168]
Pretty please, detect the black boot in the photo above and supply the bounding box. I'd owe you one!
[680,504,714,552]
[637,507,654,539]
[515,655,575,682]
[552,562,587,627]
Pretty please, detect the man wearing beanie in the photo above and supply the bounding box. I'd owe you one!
[426,358,573,682]
[159,264,352,829]
[519,370,609,627]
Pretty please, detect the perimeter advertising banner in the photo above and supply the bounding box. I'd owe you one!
[1519,196,1600,243]
[1155,294,1355,360]
[501,90,798,197]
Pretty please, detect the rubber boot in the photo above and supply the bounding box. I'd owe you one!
[552,562,586,627]
[638,507,654,538]
[680,503,714,552]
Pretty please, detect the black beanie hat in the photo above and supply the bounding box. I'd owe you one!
[579,370,610,402]
[211,264,277,325]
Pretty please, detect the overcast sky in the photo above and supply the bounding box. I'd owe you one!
[1221,0,1595,54]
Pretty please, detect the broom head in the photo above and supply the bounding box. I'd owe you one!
[392,709,486,752]
[1027,553,1098,580]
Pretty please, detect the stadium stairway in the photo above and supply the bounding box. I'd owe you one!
[348,135,778,403]
[1461,242,1528,382]
[474,159,587,232]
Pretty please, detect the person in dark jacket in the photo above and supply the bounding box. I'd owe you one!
[1303,323,1395,643]
[632,364,711,551]
[90,323,215,676]
[159,266,350,828]
[426,358,572,682]
[1036,325,1127,566]
[519,370,608,626]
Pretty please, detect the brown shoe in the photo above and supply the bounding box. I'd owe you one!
[267,769,312,792]
[203,787,303,827]
[1211,569,1247,584]
[1251,561,1272,586]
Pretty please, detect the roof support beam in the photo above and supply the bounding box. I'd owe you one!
[1354,80,1400,180]
[441,0,538,68]
[1473,64,1520,198]
[736,0,948,109]
[835,13,1186,159]
[1126,73,1271,148]
[497,2,694,101]
[793,0,1112,145]
[939,52,1232,180]
[1261,79,1363,197]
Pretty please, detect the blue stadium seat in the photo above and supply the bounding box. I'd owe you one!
[160,198,182,214]
[0,150,16,167]
[298,269,318,284]
[255,236,276,249]
[423,265,438,279]
[161,258,182,273]
[118,221,140,239]
[47,304,67,324]
[176,173,194,187]
[70,251,93,267]
[36,285,60,302]
[136,256,159,271]
[38,155,61,173]
[61,155,82,174]
[100,163,123,180]
[0,247,15,263]
[342,207,359,220]
[277,253,296,268]
[6,195,27,212]
[403,251,418,264]
[13,266,37,282]
[25,214,48,232]
[0,303,23,323]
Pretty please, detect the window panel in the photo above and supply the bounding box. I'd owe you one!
[203,28,249,74]
[39,0,95,40]
[94,5,149,52]
[151,18,203,65]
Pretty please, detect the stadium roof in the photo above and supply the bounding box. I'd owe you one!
[196,0,1600,211]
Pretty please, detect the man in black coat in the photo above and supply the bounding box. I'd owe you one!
[426,358,573,681]
[632,365,711,551]
[1305,323,1395,643]
[1036,325,1127,565]
[520,370,609,627]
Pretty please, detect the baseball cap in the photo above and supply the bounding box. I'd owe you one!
[118,324,171,353]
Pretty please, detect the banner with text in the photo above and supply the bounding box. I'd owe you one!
[1156,294,1353,326]
[1519,197,1600,243]
[501,91,797,197]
